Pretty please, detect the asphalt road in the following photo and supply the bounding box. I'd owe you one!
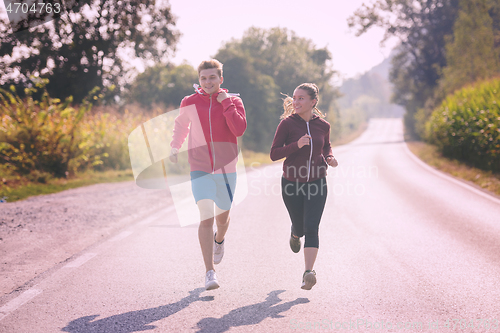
[1,118,500,333]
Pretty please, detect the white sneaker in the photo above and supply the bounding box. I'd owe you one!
[213,233,224,265]
[205,270,219,290]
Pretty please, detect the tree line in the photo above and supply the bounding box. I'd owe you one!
[348,0,500,140]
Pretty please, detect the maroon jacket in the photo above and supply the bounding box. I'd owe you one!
[270,113,334,182]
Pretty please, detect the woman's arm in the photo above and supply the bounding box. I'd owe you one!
[270,120,300,161]
[323,127,338,167]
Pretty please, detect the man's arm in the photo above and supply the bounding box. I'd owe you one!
[218,92,247,137]
[169,97,191,163]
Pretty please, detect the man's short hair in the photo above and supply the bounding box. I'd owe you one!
[198,59,223,78]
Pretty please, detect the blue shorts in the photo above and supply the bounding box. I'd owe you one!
[190,171,237,210]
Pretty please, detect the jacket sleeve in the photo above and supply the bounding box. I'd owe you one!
[170,97,191,149]
[323,124,334,158]
[221,97,247,137]
[270,119,300,161]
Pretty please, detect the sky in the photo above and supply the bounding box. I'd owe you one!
[167,0,399,83]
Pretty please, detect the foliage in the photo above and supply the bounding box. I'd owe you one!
[128,63,198,108]
[0,0,179,102]
[75,110,145,172]
[214,27,340,152]
[348,0,460,138]
[439,0,500,97]
[0,79,95,177]
[426,77,500,171]
[0,78,152,179]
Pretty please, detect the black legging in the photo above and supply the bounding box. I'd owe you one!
[281,177,327,248]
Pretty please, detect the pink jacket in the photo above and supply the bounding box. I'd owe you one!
[170,88,247,173]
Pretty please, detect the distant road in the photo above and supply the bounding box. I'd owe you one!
[1,118,500,332]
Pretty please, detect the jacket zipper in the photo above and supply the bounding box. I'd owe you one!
[209,96,215,173]
[306,121,313,182]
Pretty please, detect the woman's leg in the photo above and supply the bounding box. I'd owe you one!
[303,178,328,270]
[281,178,305,238]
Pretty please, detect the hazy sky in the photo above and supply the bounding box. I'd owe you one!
[168,0,399,82]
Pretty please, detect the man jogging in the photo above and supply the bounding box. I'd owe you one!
[169,59,247,290]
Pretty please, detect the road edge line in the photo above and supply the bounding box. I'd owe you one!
[403,142,500,206]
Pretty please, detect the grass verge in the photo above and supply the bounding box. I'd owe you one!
[406,141,500,197]
[0,169,134,203]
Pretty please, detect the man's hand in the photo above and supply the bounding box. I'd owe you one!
[169,148,179,163]
[217,91,229,103]
[326,156,338,167]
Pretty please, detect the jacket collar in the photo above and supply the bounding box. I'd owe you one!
[290,113,319,122]
[193,84,228,99]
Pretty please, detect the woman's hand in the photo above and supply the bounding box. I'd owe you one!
[326,156,338,167]
[297,134,312,148]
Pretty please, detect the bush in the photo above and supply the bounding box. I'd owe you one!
[0,80,93,177]
[426,77,500,171]
[74,110,147,172]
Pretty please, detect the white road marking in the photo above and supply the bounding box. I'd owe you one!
[0,207,181,322]
[63,252,98,268]
[404,142,500,206]
[109,231,134,242]
[0,289,42,321]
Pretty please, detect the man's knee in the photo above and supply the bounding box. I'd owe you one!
[197,199,215,221]
[199,218,214,228]
[215,215,230,227]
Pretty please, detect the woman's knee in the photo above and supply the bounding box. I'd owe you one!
[304,232,319,248]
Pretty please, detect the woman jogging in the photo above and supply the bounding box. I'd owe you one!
[270,83,338,290]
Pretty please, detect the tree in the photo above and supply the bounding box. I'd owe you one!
[128,63,198,108]
[214,27,340,152]
[0,0,179,102]
[348,0,460,138]
[439,0,500,96]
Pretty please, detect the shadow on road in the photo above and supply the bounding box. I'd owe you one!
[61,289,308,333]
[61,287,213,333]
[196,290,309,333]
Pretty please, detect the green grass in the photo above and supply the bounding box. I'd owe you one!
[0,169,134,202]
[406,141,500,197]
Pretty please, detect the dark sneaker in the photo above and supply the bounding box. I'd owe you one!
[301,270,316,290]
[289,232,301,253]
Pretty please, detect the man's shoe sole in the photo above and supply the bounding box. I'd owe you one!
[206,281,220,290]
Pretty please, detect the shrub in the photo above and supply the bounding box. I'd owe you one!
[426,78,500,171]
[0,80,94,177]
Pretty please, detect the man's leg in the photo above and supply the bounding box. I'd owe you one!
[197,199,215,273]
[214,207,230,243]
